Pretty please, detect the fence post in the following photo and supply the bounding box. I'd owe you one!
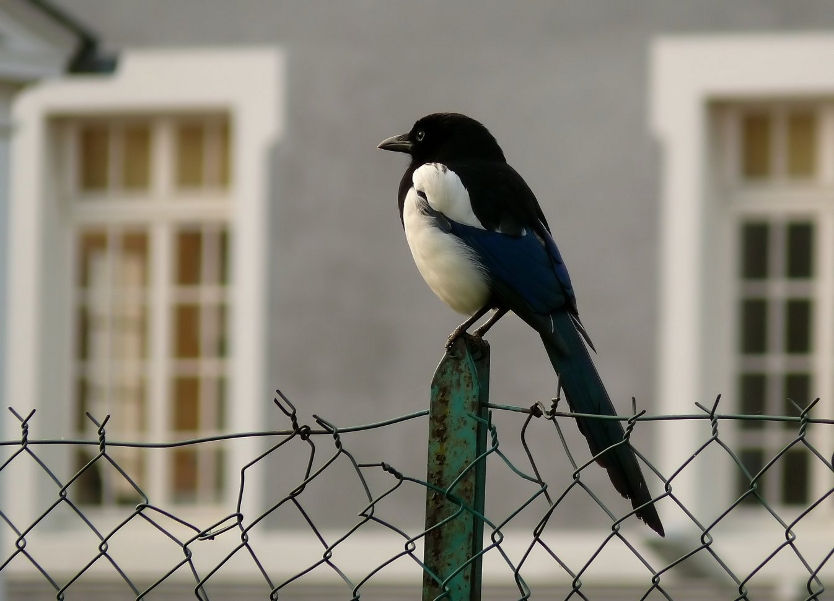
[422,335,489,601]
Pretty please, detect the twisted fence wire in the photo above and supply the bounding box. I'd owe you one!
[0,391,832,600]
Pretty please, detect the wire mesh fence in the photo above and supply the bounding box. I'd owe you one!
[0,367,832,600]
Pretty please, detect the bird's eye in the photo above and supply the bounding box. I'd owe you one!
[415,130,425,142]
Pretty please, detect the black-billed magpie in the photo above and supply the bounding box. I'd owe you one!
[378,113,664,536]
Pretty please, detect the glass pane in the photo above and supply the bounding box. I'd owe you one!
[204,304,228,358]
[787,112,817,178]
[203,228,226,284]
[785,299,811,353]
[741,222,769,279]
[216,377,227,430]
[177,230,202,285]
[78,231,108,287]
[76,307,90,360]
[218,120,230,188]
[75,378,89,432]
[786,222,813,278]
[112,449,144,504]
[177,124,205,188]
[742,113,771,179]
[119,231,149,288]
[113,377,146,433]
[739,373,766,430]
[79,125,109,190]
[172,449,198,502]
[173,377,200,431]
[79,376,106,432]
[782,449,809,505]
[174,304,200,358]
[219,229,230,284]
[122,125,151,190]
[112,302,147,359]
[214,449,225,498]
[783,373,810,428]
[73,449,103,505]
[738,448,765,505]
[741,299,767,354]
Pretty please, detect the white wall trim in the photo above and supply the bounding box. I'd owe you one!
[6,46,284,526]
[650,34,834,534]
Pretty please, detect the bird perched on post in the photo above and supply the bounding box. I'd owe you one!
[378,112,664,536]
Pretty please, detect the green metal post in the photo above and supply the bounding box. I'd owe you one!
[422,335,489,601]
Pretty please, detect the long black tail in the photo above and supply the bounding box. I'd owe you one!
[541,311,664,536]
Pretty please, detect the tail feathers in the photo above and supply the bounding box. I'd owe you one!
[541,311,664,537]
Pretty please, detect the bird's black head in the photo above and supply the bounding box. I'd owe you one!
[378,113,506,165]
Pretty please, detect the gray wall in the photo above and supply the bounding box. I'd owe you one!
[47,0,834,532]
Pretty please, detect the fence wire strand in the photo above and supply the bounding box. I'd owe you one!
[0,391,832,600]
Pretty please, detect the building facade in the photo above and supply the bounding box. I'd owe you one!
[3,1,834,599]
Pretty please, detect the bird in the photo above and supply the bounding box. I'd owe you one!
[378,112,664,536]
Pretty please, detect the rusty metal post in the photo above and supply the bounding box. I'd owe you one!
[422,335,489,601]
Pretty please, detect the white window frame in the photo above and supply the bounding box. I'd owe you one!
[651,34,834,559]
[6,47,283,528]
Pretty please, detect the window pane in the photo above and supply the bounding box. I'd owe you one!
[113,302,147,360]
[122,125,151,190]
[173,377,200,431]
[785,299,811,353]
[174,304,200,358]
[742,113,771,179]
[741,299,767,354]
[172,449,198,502]
[75,378,89,432]
[741,222,769,279]
[782,449,809,505]
[787,112,817,178]
[78,231,108,287]
[218,120,230,188]
[177,124,205,188]
[783,373,810,428]
[196,376,224,431]
[79,125,109,190]
[113,377,146,433]
[214,449,225,497]
[204,304,228,358]
[119,231,149,288]
[76,307,90,360]
[786,222,813,278]
[219,229,230,284]
[739,373,766,430]
[112,449,144,504]
[216,377,227,430]
[81,379,106,430]
[73,449,103,505]
[738,448,765,505]
[177,230,202,285]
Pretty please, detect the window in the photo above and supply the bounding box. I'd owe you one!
[651,37,834,530]
[68,116,232,505]
[725,105,826,506]
[7,48,282,532]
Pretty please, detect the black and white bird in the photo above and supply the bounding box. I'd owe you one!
[378,112,664,536]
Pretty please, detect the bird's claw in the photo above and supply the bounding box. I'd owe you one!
[445,327,467,350]
[446,329,489,352]
[471,324,489,339]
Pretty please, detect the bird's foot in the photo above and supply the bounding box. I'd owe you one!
[445,330,490,361]
[445,326,470,350]
[471,323,490,339]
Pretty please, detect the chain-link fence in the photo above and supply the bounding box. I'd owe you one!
[0,348,832,600]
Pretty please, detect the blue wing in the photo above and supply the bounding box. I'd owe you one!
[446,218,577,318]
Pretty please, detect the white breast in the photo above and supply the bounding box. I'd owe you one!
[402,166,490,315]
[412,163,484,228]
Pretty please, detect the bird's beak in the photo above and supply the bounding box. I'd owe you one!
[377,132,413,154]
